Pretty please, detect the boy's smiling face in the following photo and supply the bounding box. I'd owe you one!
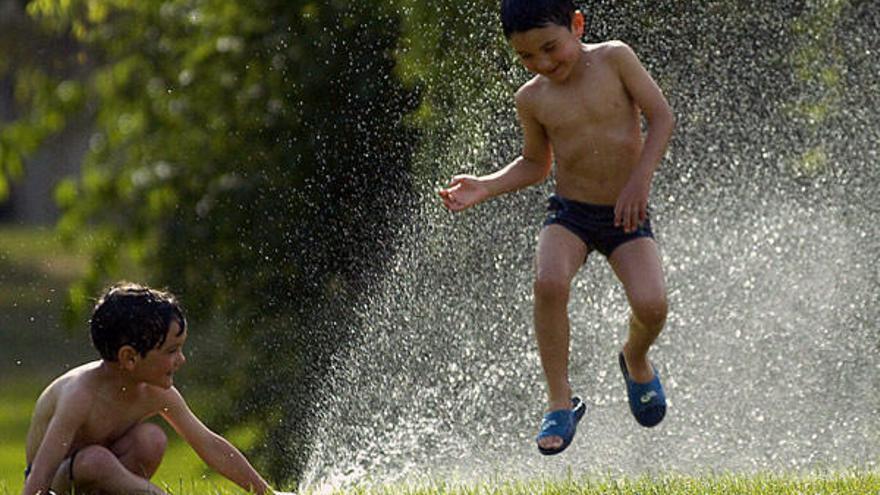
[509,11,585,83]
[135,321,187,389]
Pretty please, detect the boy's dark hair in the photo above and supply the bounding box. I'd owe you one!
[500,0,576,39]
[90,282,186,361]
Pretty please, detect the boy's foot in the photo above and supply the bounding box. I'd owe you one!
[535,396,587,455]
[618,352,666,427]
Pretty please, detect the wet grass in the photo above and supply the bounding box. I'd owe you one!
[5,472,880,494]
[335,473,880,494]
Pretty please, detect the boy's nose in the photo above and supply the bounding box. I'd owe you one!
[536,57,555,73]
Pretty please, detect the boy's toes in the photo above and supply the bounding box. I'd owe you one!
[537,435,563,451]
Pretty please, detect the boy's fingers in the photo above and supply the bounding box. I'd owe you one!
[441,194,459,211]
[449,175,468,187]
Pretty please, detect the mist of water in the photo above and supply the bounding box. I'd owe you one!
[297,2,879,489]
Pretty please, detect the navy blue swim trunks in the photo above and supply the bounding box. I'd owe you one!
[25,449,78,481]
[543,194,654,258]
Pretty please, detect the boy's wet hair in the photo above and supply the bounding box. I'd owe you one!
[500,0,576,39]
[90,282,186,360]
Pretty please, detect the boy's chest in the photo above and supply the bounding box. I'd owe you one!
[76,400,156,445]
[535,69,630,133]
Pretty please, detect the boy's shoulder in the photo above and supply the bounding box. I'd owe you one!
[33,363,101,421]
[583,40,638,71]
[515,40,635,96]
[590,39,632,52]
[41,362,101,399]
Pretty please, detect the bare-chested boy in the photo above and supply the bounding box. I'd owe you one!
[22,282,275,495]
[439,0,675,455]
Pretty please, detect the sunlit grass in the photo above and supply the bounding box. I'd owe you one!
[10,472,875,494]
[297,473,880,494]
[3,472,878,495]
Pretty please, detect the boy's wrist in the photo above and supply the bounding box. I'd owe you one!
[630,164,655,184]
[482,177,501,198]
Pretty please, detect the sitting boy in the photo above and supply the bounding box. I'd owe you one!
[439,0,675,454]
[22,282,275,495]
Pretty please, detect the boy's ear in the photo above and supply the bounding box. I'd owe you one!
[118,346,140,370]
[572,10,585,38]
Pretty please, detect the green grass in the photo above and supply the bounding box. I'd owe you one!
[6,471,877,494]
[0,225,93,381]
[334,473,880,494]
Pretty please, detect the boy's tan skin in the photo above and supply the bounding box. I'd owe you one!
[22,322,273,495]
[439,11,674,451]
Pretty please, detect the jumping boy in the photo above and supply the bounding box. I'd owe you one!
[439,0,674,455]
[22,282,275,495]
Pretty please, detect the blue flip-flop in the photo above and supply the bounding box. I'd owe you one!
[619,352,666,427]
[536,396,587,455]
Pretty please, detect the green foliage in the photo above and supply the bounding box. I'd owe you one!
[0,9,84,199]
[393,0,519,184]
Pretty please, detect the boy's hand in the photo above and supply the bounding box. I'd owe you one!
[438,175,490,212]
[614,177,650,233]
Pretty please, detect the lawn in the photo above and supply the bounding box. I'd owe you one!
[343,474,880,494]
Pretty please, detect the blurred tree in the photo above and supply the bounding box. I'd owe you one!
[0,0,85,200]
[3,0,417,484]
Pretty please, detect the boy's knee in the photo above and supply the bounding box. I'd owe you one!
[72,446,118,482]
[633,296,667,330]
[133,422,168,459]
[533,276,570,304]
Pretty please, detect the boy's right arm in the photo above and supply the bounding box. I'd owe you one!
[439,88,551,212]
[160,388,273,494]
[22,392,86,495]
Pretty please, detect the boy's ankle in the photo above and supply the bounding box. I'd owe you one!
[547,387,573,411]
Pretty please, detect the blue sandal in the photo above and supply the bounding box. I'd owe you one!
[619,352,666,427]
[536,396,587,455]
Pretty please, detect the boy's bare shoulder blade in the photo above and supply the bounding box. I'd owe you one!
[52,376,95,422]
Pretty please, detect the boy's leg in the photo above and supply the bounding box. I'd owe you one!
[63,423,168,495]
[608,238,668,383]
[110,422,168,478]
[534,224,588,449]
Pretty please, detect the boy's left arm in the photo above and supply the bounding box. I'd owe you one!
[611,41,675,233]
[159,388,273,494]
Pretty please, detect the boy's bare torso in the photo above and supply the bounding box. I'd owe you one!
[25,361,167,462]
[520,42,642,205]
